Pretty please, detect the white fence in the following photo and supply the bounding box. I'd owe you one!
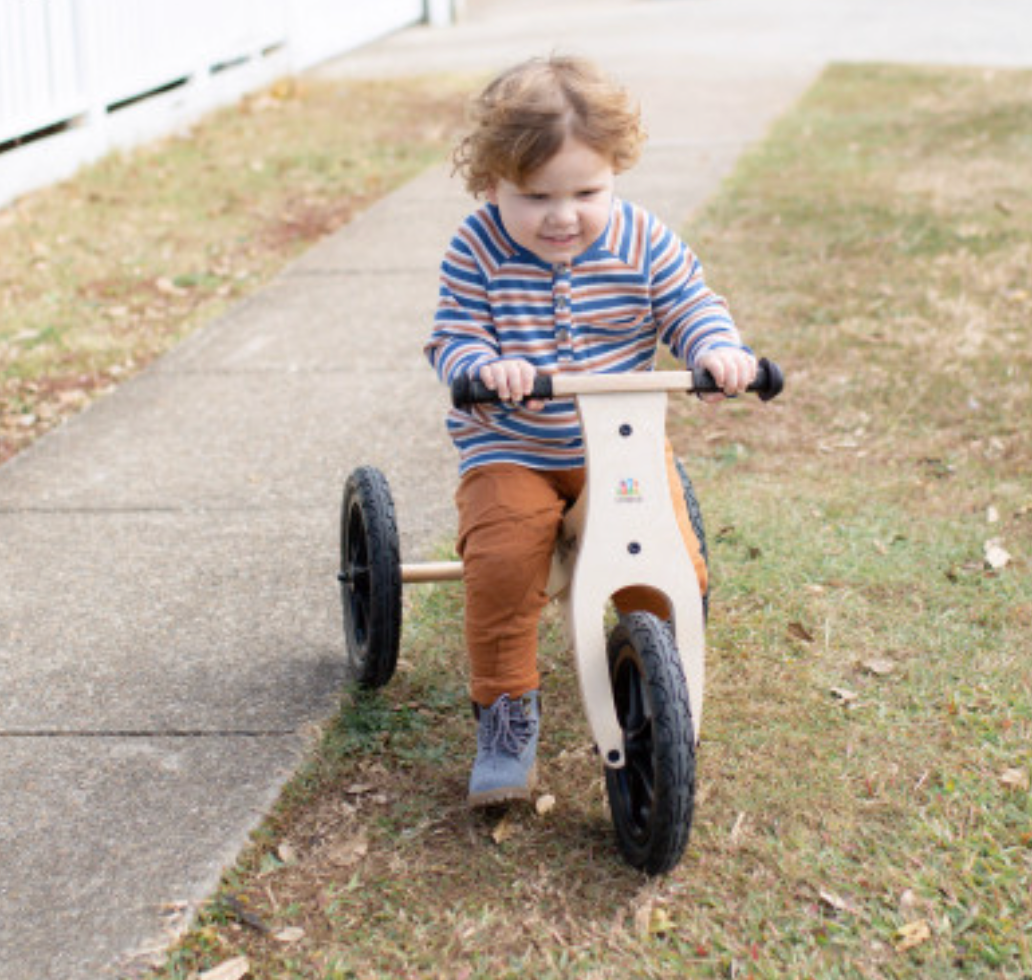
[0,0,449,208]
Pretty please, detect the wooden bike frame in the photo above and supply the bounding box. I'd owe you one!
[402,372,707,771]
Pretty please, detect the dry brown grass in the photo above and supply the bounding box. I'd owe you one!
[0,74,469,464]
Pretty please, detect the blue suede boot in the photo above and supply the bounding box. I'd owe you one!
[468,691,540,807]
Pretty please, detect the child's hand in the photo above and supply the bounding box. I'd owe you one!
[479,358,545,410]
[695,349,758,403]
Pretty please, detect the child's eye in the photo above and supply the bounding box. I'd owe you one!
[577,188,603,199]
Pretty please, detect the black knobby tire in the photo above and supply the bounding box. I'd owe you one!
[675,457,708,567]
[339,466,402,688]
[675,457,709,621]
[604,611,696,875]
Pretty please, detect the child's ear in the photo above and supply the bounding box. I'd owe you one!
[485,182,499,205]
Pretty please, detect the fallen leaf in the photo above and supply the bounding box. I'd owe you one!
[535,794,556,816]
[270,76,300,100]
[491,814,516,844]
[634,902,674,938]
[277,842,298,864]
[818,438,860,453]
[895,919,931,952]
[862,658,896,676]
[729,811,747,844]
[830,687,858,703]
[326,831,368,867]
[215,894,268,933]
[633,903,652,937]
[273,926,305,944]
[819,888,858,915]
[898,889,919,917]
[788,621,815,643]
[154,276,185,296]
[647,906,675,936]
[984,539,1012,570]
[1000,768,1029,791]
[199,957,250,980]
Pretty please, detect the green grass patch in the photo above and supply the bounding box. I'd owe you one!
[142,62,1032,979]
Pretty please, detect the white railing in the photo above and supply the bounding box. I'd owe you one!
[0,0,85,144]
[0,0,445,208]
[289,0,425,69]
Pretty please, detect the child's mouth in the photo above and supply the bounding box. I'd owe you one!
[544,233,579,246]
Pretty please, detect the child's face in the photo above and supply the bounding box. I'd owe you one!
[487,137,615,265]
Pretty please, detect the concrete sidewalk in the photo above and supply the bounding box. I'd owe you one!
[1,1,1029,977]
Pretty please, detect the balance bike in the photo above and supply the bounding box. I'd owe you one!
[338,359,783,874]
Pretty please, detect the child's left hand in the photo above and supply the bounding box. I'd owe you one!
[695,349,758,403]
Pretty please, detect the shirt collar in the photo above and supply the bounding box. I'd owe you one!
[485,198,623,269]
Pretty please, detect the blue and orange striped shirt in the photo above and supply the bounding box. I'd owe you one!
[426,198,745,474]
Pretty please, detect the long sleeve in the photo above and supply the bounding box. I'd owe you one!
[425,233,502,385]
[648,216,743,366]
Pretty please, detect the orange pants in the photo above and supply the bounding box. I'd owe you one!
[455,445,707,706]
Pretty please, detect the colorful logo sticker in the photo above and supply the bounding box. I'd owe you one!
[615,478,643,503]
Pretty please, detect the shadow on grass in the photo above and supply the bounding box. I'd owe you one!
[192,677,660,978]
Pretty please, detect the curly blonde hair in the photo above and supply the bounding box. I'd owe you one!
[453,55,646,197]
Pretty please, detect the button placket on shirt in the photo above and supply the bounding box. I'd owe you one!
[553,263,573,364]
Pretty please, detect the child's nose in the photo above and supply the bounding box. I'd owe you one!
[550,197,577,226]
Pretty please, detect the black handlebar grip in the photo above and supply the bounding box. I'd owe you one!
[451,373,555,409]
[752,357,784,401]
[692,357,784,402]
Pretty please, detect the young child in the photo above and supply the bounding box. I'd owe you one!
[425,55,756,807]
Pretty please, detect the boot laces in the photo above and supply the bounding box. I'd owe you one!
[479,695,535,755]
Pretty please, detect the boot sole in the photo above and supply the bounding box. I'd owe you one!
[468,764,538,808]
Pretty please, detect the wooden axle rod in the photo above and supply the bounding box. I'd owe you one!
[401,561,463,584]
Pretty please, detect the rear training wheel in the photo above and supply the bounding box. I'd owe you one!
[339,466,402,688]
[605,611,696,875]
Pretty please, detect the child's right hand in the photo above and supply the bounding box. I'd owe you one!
[478,358,545,410]
[695,348,758,404]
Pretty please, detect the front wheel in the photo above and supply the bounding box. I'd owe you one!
[604,611,696,875]
[675,457,709,622]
